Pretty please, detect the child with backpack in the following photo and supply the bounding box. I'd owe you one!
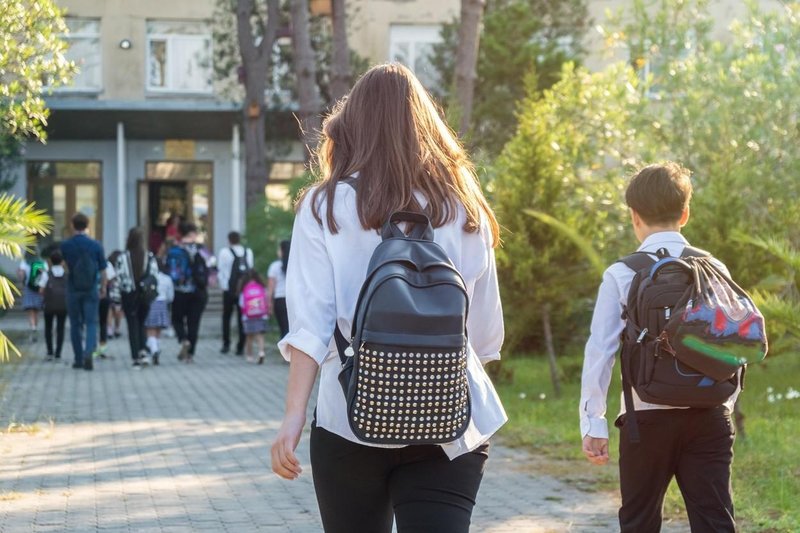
[579,162,764,533]
[166,222,209,363]
[270,64,506,533]
[144,263,174,366]
[40,251,68,360]
[18,250,47,343]
[238,270,269,364]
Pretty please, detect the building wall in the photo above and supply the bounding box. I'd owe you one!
[58,0,216,101]
[347,0,459,64]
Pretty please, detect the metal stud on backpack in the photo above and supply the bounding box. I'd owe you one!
[335,210,472,445]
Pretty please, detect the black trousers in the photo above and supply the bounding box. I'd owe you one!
[221,290,244,351]
[44,312,67,357]
[618,406,736,533]
[273,297,288,338]
[122,292,150,360]
[98,297,111,343]
[171,290,207,355]
[310,424,488,533]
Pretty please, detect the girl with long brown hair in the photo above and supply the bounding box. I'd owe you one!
[270,64,506,532]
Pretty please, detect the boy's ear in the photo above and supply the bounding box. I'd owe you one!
[678,206,690,227]
[630,209,642,228]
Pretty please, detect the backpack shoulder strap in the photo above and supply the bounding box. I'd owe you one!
[617,251,656,273]
[340,176,358,191]
[680,245,711,259]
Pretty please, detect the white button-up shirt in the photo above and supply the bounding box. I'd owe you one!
[278,181,507,459]
[579,231,739,440]
[217,245,254,292]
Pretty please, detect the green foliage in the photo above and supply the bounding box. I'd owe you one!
[430,0,589,153]
[0,134,23,192]
[495,0,800,352]
[0,193,52,361]
[493,63,651,349]
[0,0,75,141]
[244,174,312,274]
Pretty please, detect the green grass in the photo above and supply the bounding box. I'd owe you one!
[492,352,800,532]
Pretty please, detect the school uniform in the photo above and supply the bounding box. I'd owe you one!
[19,261,45,310]
[217,245,254,352]
[279,182,506,532]
[144,272,174,329]
[580,231,737,533]
[40,266,67,358]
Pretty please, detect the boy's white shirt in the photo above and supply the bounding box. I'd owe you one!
[579,231,740,440]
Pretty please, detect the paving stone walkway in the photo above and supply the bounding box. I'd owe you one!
[0,316,681,532]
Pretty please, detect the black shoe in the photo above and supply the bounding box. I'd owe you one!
[72,362,82,370]
[235,347,244,356]
[83,360,93,371]
[220,345,230,354]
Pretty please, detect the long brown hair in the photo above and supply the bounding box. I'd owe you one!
[125,227,147,281]
[304,63,499,246]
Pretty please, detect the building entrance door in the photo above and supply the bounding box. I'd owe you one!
[138,161,213,254]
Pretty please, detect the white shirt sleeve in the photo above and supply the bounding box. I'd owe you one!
[579,267,625,440]
[246,247,254,269]
[277,195,336,365]
[267,260,281,280]
[466,231,504,364]
[216,248,232,290]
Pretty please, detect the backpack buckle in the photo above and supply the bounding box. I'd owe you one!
[636,328,648,343]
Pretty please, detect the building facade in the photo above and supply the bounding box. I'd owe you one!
[10,0,460,255]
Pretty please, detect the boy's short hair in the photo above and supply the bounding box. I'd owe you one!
[179,221,198,237]
[625,162,693,225]
[50,251,63,265]
[72,212,89,231]
[228,231,241,245]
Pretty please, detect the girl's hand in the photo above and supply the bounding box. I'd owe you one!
[271,413,306,480]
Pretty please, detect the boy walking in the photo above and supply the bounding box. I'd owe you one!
[167,222,209,362]
[580,163,738,532]
[216,231,253,355]
[60,213,107,371]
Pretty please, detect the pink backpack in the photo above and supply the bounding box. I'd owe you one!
[241,280,269,319]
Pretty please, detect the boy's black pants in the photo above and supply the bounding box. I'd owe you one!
[618,406,736,533]
[171,290,207,355]
[44,311,67,357]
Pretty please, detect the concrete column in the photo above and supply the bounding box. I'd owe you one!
[232,124,242,231]
[116,122,126,249]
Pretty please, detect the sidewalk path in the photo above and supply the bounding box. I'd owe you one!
[0,318,677,532]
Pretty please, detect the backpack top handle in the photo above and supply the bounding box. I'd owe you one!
[381,211,434,241]
[649,256,693,281]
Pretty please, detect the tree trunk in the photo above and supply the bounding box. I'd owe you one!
[542,304,562,398]
[236,0,281,208]
[453,0,485,137]
[329,0,352,103]
[290,0,324,155]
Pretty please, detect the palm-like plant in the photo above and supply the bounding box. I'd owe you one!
[0,193,52,360]
[733,232,800,356]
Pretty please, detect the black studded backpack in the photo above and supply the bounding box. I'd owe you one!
[334,210,471,445]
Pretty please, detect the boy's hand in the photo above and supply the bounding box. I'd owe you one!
[582,436,609,465]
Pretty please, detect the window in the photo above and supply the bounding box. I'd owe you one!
[145,161,213,180]
[56,18,102,92]
[27,161,102,243]
[389,25,442,91]
[147,21,212,94]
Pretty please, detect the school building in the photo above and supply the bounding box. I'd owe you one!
[8,0,460,256]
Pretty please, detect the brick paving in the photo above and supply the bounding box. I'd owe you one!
[0,315,684,532]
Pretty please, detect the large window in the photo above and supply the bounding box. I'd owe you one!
[147,21,213,94]
[389,25,442,91]
[56,18,102,92]
[27,161,102,244]
[266,161,306,208]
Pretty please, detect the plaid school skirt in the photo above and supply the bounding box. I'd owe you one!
[22,286,44,310]
[242,316,267,335]
[144,300,170,329]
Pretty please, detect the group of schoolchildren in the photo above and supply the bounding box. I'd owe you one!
[20,221,289,369]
